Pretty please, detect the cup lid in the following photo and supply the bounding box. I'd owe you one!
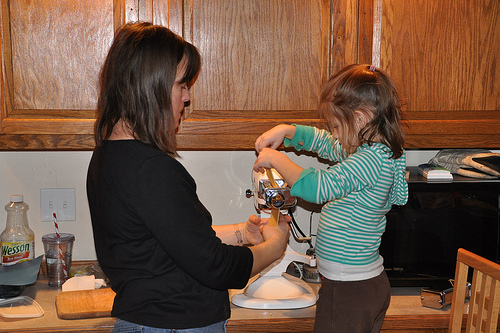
[41,233,75,243]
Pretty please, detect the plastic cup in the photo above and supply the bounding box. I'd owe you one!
[41,233,75,288]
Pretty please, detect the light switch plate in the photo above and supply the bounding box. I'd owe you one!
[40,188,76,222]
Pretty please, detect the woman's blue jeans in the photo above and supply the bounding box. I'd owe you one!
[111,318,227,333]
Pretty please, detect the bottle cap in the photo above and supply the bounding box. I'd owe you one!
[10,195,23,203]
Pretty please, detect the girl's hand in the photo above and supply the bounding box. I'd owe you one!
[253,147,285,173]
[254,147,303,186]
[255,124,296,153]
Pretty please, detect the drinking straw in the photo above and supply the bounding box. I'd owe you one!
[53,213,68,279]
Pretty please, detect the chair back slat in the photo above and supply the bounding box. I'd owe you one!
[448,248,500,333]
[471,271,488,331]
[450,260,470,332]
[483,279,500,332]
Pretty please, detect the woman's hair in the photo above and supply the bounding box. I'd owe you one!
[319,64,405,159]
[95,22,201,156]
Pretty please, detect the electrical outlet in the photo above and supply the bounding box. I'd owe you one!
[40,188,76,222]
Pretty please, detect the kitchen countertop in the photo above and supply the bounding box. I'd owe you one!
[0,277,470,333]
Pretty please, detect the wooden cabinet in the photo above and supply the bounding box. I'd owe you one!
[0,0,118,149]
[0,0,498,150]
[372,0,500,148]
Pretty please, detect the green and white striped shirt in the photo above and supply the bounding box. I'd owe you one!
[285,125,408,281]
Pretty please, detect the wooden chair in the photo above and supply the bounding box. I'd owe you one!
[449,248,500,332]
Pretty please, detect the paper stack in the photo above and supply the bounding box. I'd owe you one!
[418,163,453,180]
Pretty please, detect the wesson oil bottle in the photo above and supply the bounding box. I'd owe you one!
[1,195,35,266]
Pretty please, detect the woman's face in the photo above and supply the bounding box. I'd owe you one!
[171,58,191,132]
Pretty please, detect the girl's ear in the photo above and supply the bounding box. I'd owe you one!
[354,110,368,128]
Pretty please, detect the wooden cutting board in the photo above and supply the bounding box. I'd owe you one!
[55,288,115,319]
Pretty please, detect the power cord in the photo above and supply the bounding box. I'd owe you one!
[288,207,314,249]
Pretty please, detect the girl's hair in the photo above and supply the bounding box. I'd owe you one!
[95,22,201,156]
[319,64,405,159]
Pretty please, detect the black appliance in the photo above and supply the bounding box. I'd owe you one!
[380,167,500,287]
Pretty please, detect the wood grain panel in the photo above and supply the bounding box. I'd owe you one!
[9,0,113,111]
[379,0,500,112]
[330,0,359,74]
[0,118,94,134]
[357,0,375,64]
[188,0,326,112]
[0,134,95,150]
[225,314,481,332]
[0,0,130,142]
[152,0,184,34]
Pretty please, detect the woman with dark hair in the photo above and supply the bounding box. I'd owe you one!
[87,22,289,333]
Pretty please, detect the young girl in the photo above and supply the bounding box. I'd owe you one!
[253,64,409,332]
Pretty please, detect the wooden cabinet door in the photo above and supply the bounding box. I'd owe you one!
[0,0,136,149]
[151,0,333,149]
[363,0,500,148]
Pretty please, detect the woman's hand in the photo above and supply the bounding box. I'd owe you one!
[245,214,291,245]
[255,124,296,153]
[244,215,266,245]
[260,212,291,245]
[249,213,291,276]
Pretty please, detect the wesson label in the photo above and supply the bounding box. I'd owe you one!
[1,241,34,265]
